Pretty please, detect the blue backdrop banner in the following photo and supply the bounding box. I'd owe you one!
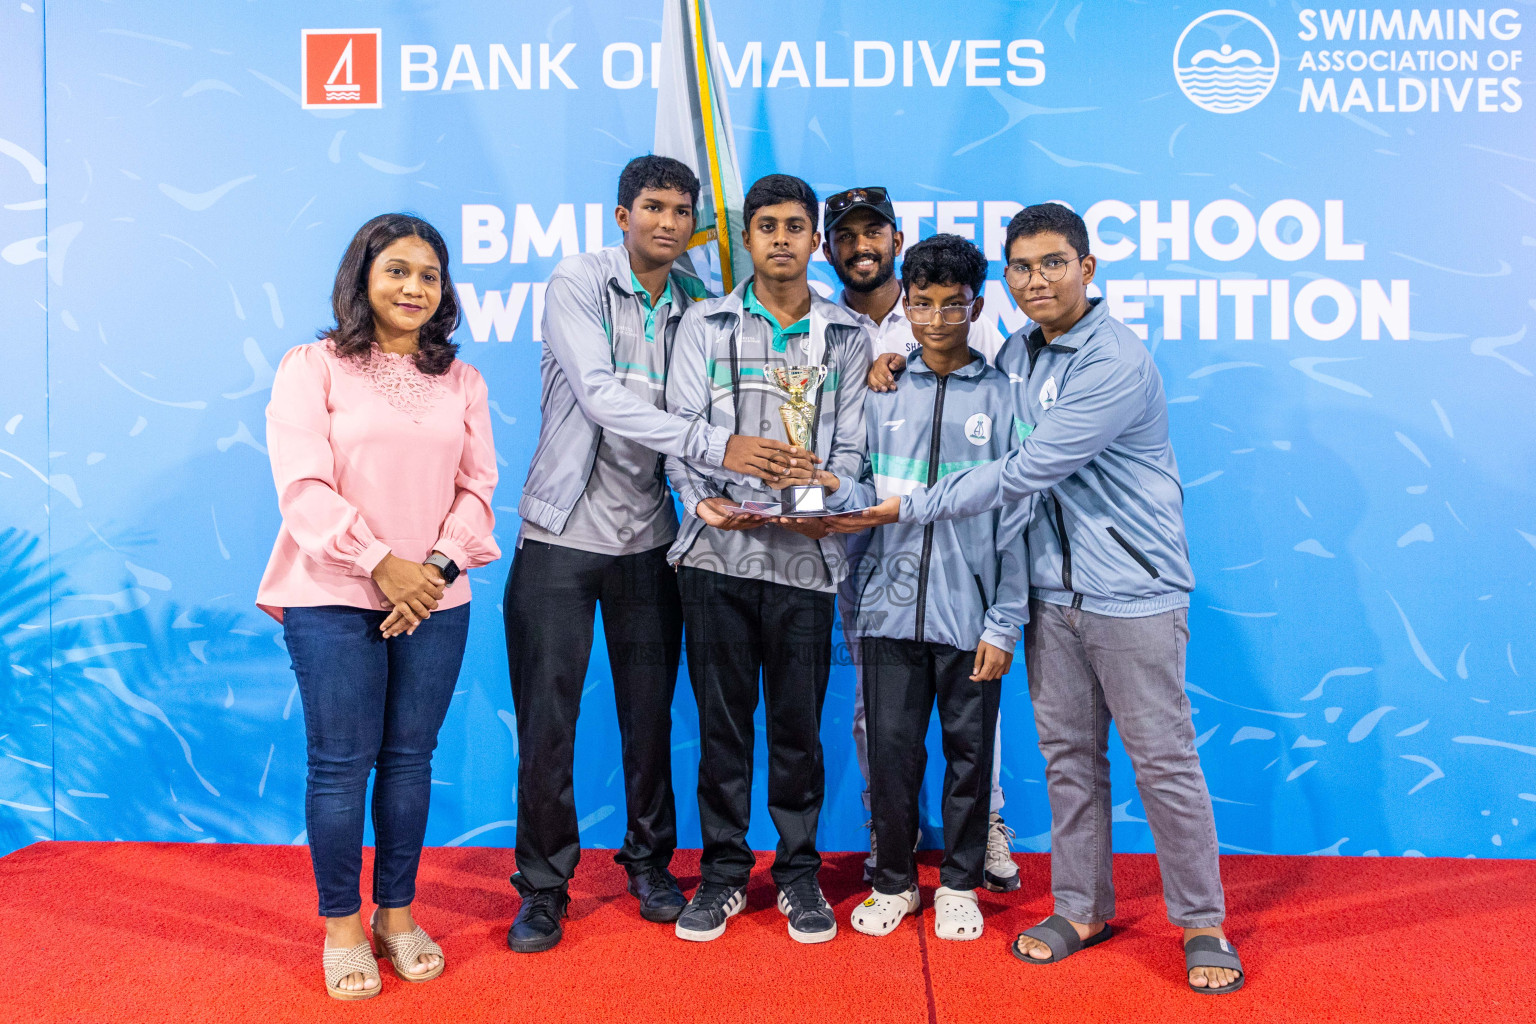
[2,1,1534,861]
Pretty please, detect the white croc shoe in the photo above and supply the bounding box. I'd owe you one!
[933,886,984,941]
[849,886,920,937]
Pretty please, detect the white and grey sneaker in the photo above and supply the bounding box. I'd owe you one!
[777,878,838,944]
[864,819,923,884]
[675,882,746,942]
[984,812,1021,893]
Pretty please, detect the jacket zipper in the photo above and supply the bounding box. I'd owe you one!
[914,375,949,641]
[680,307,734,566]
[808,371,834,588]
[1033,340,1078,607]
[973,574,990,612]
[1032,338,1085,608]
[652,304,681,488]
[586,283,625,497]
[1053,496,1082,609]
[583,284,633,501]
[1106,526,1161,579]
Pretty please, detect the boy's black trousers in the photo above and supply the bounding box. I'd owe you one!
[862,636,1001,894]
[504,539,683,895]
[677,566,834,889]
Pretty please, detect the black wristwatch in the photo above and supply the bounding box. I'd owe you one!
[425,553,461,586]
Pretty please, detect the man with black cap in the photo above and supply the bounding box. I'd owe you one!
[820,186,1019,894]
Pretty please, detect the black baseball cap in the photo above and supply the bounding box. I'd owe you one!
[823,186,896,232]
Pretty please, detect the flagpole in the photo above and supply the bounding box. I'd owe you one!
[687,0,736,292]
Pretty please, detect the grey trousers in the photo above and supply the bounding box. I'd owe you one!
[1025,600,1225,928]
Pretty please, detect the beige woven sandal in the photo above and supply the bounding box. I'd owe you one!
[372,920,446,983]
[323,940,382,1001]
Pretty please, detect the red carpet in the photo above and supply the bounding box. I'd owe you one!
[3,842,1532,1023]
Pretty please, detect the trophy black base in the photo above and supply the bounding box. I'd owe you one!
[783,484,827,514]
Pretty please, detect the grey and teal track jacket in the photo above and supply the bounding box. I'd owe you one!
[902,299,1194,618]
[664,279,870,589]
[844,351,1030,653]
[518,244,726,535]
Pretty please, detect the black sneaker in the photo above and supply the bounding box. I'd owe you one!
[628,866,687,923]
[777,878,838,944]
[507,881,570,953]
[674,881,746,942]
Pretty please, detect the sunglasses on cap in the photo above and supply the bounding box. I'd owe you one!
[824,187,890,213]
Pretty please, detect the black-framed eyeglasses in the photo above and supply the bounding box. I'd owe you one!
[824,187,889,213]
[905,300,976,325]
[1004,254,1085,286]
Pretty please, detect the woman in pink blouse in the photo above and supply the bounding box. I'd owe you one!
[258,213,499,1000]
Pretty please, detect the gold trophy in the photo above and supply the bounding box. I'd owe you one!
[766,364,829,513]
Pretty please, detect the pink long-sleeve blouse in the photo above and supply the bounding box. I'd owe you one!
[256,341,500,622]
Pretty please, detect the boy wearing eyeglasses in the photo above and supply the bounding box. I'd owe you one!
[820,187,1021,895]
[825,234,1028,942]
[844,204,1241,993]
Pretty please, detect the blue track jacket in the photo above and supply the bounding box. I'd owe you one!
[901,299,1194,618]
[845,351,1030,653]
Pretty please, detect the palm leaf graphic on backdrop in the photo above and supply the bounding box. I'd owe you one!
[0,529,60,853]
[5,524,307,851]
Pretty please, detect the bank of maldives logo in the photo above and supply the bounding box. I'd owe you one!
[1173,10,1279,114]
[301,29,382,109]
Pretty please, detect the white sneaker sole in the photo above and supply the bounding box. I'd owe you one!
[777,891,838,944]
[787,920,838,944]
[674,891,745,942]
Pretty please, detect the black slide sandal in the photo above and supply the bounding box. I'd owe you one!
[1184,934,1245,994]
[1009,914,1113,965]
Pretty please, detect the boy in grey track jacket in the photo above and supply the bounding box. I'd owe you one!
[831,235,1029,943]
[664,175,870,946]
[843,204,1244,993]
[503,157,817,954]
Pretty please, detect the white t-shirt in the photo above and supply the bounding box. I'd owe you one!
[837,289,1006,364]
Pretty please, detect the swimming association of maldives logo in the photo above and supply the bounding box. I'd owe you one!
[1173,10,1279,114]
[301,29,382,109]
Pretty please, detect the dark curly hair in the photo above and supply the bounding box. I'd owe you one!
[618,155,700,210]
[900,233,988,297]
[1004,202,1090,262]
[321,213,460,376]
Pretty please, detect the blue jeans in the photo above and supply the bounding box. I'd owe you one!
[283,603,470,917]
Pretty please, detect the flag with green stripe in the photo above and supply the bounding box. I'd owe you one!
[654,0,751,293]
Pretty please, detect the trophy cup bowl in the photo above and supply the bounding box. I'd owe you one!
[766,364,829,514]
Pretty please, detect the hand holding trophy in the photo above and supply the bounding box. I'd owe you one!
[766,364,829,513]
